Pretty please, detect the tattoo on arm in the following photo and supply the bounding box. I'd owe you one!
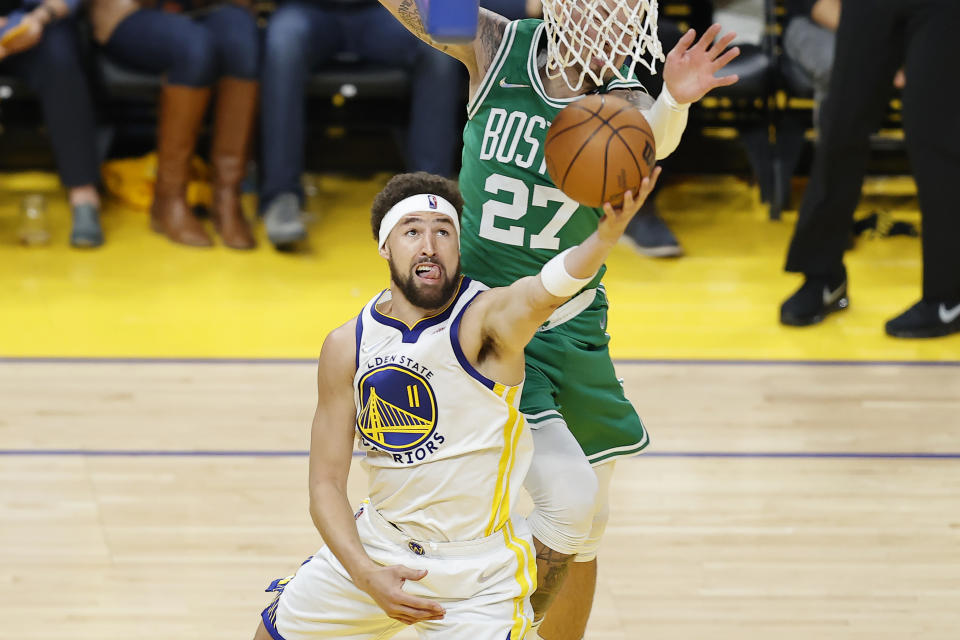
[475,11,508,71]
[397,0,456,54]
[613,88,656,111]
[397,0,428,39]
[529,539,574,620]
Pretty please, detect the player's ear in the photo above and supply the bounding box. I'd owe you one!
[378,243,390,260]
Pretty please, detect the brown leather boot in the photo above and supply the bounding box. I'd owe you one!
[151,84,213,247]
[210,77,258,250]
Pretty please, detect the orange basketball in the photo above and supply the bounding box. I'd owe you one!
[544,94,656,208]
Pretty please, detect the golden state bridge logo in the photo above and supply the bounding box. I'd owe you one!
[357,365,437,453]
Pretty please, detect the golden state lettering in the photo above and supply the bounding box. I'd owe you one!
[356,364,444,465]
[479,108,548,174]
[366,354,434,379]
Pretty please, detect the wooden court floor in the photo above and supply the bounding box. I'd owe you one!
[2,360,959,640]
[1,171,958,638]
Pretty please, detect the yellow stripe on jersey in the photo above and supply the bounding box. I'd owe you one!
[486,406,519,535]
[495,410,526,532]
[502,518,536,639]
[486,383,523,536]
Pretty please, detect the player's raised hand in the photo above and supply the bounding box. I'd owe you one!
[663,23,740,104]
[355,565,445,625]
[598,166,662,244]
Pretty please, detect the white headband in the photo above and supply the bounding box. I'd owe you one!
[378,194,460,250]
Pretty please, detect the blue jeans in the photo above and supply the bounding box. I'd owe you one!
[103,5,259,86]
[0,19,99,187]
[259,2,463,209]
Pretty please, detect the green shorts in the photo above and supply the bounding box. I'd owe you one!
[520,288,649,465]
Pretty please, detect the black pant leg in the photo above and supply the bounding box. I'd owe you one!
[901,0,960,301]
[784,0,903,277]
[11,21,100,188]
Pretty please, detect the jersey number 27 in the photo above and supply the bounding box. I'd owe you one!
[479,173,579,250]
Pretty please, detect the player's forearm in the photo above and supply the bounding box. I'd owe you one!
[309,482,378,580]
[644,84,689,159]
[562,233,615,283]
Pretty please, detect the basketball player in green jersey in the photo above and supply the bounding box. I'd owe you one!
[378,2,740,637]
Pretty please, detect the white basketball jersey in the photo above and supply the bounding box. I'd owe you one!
[353,277,533,543]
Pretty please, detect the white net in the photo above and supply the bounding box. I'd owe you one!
[541,0,664,92]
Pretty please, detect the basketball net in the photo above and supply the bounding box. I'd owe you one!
[541,0,664,92]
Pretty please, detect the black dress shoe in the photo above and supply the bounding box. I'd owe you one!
[885,299,960,338]
[780,270,848,327]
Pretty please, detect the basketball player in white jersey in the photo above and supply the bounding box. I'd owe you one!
[252,168,659,640]
[377,2,739,639]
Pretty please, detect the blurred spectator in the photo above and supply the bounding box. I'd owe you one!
[780,0,960,338]
[783,0,838,129]
[480,0,540,20]
[258,0,462,250]
[0,0,102,247]
[621,0,714,258]
[90,0,259,249]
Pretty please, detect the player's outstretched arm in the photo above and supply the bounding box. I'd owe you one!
[611,24,740,159]
[460,168,662,382]
[308,319,445,625]
[377,1,508,89]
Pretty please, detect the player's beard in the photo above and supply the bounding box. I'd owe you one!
[389,258,462,311]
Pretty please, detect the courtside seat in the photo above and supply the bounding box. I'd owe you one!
[696,40,779,218]
[94,51,412,172]
[97,53,411,102]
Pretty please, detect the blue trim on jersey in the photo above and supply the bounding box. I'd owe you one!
[369,277,472,343]
[354,311,363,371]
[260,600,287,640]
[449,293,496,391]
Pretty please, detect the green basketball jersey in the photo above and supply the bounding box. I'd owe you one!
[459,19,644,291]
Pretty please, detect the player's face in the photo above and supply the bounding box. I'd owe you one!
[564,0,641,85]
[383,213,462,311]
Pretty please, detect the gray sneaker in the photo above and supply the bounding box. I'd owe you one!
[263,193,307,249]
[621,203,682,258]
[70,203,103,248]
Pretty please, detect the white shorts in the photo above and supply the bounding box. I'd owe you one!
[262,502,535,640]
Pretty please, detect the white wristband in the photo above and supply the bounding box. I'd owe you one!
[539,248,594,298]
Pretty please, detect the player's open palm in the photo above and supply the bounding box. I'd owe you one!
[599,166,662,243]
[663,23,740,104]
[357,565,445,625]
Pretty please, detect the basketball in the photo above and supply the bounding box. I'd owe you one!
[544,94,656,208]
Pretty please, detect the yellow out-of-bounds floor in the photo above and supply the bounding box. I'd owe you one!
[1,171,958,361]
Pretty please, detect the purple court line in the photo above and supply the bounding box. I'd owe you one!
[1,356,959,367]
[1,449,958,460]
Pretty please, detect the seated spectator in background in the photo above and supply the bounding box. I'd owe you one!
[0,0,103,247]
[783,0,838,129]
[619,0,713,258]
[785,0,904,132]
[89,0,259,249]
[259,0,463,250]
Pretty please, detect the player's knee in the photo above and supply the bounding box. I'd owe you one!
[527,463,599,554]
[573,499,610,563]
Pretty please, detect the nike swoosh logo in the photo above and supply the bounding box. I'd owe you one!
[477,567,499,583]
[939,303,960,324]
[823,283,845,305]
[361,336,391,354]
[499,78,530,89]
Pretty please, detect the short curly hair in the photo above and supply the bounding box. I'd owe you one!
[370,172,464,242]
